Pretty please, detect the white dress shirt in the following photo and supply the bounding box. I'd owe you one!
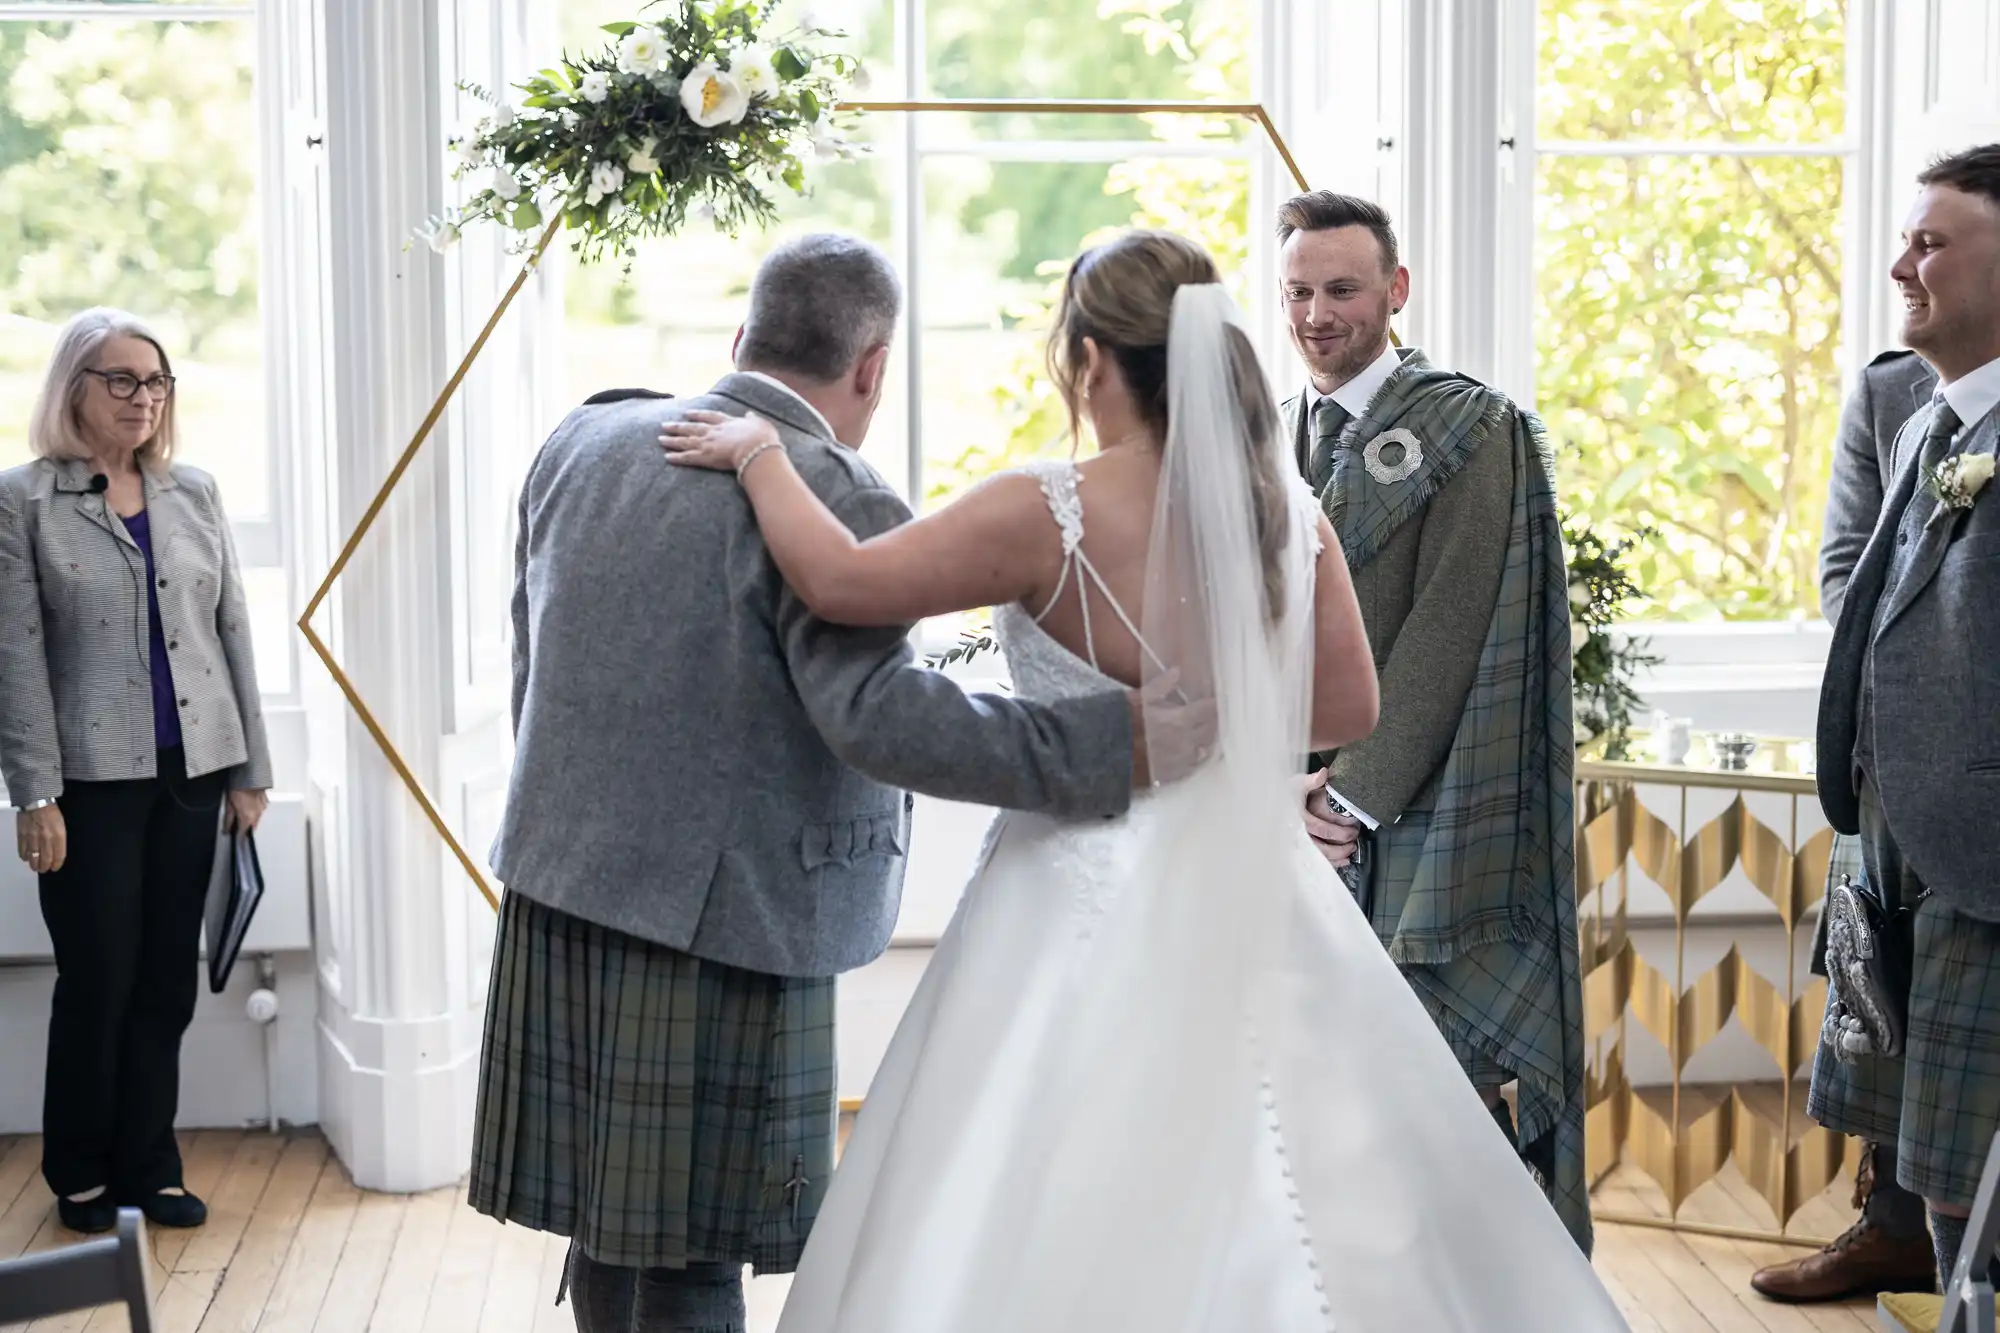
[1937,353,2000,444]
[1305,339,1404,832]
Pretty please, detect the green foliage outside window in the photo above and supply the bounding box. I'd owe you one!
[1536,0,1848,620]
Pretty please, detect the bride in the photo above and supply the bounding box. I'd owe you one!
[660,229,1628,1332]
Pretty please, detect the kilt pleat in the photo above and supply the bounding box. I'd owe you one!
[1809,894,2000,1207]
[469,891,836,1272]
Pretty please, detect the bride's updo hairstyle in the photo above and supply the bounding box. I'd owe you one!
[1048,228,1291,622]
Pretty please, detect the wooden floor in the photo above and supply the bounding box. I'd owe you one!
[0,1129,1892,1332]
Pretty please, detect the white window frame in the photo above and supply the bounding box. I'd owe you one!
[877,0,1287,509]
[0,0,302,699]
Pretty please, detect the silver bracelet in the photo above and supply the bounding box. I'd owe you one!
[18,796,56,812]
[736,440,784,480]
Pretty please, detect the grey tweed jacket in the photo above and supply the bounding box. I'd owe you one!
[1281,384,1513,823]
[491,372,1134,978]
[0,457,273,804]
[1818,349,1937,621]
[1818,398,2000,920]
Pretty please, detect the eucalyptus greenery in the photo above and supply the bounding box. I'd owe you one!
[417,1,860,264]
[1563,517,1659,760]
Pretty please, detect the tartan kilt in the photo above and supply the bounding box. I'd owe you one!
[468,891,837,1273]
[1365,810,1525,1092]
[1807,894,2000,1206]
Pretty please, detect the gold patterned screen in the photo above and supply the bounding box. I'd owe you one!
[1578,769,1854,1239]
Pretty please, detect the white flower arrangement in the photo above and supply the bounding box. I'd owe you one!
[1923,451,1995,531]
[417,0,862,263]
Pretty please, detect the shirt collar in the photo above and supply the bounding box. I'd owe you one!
[1938,354,2000,439]
[740,371,838,443]
[1308,340,1403,421]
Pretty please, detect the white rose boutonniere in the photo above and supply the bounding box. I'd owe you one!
[1923,452,1996,530]
[681,62,750,127]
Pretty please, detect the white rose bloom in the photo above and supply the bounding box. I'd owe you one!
[618,26,666,76]
[585,160,626,205]
[733,48,779,99]
[489,165,523,200]
[627,137,661,176]
[580,70,612,104]
[427,221,461,254]
[680,63,750,127]
[1571,621,1589,653]
[560,109,581,130]
[1957,452,1996,495]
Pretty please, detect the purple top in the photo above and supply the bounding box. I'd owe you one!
[120,509,183,751]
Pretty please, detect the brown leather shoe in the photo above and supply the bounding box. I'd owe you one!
[1750,1219,1938,1304]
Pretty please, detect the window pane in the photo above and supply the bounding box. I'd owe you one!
[242,563,293,696]
[1535,153,1843,619]
[920,153,1251,509]
[0,19,265,518]
[1537,0,1845,144]
[556,128,911,490]
[924,0,1250,101]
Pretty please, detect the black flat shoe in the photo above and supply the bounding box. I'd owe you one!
[135,1189,207,1228]
[57,1193,118,1234]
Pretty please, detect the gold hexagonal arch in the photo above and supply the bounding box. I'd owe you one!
[297,99,1315,913]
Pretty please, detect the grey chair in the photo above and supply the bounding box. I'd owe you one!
[1939,1131,2000,1333]
[0,1207,154,1333]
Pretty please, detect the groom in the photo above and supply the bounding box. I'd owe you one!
[471,233,1151,1333]
[1278,191,1592,1254]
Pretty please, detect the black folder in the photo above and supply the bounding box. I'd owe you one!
[204,828,264,993]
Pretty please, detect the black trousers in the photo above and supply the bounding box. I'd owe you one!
[38,746,225,1199]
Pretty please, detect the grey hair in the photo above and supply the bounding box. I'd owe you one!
[29,307,179,468]
[736,233,902,382]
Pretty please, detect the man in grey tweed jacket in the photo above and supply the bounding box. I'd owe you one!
[472,234,1140,1331]
[1278,191,1592,1253]
[1810,145,2000,1295]
[1752,346,1939,1305]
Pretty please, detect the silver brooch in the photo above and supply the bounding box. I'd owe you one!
[1363,428,1423,484]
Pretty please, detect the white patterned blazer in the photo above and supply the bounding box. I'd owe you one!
[0,456,272,805]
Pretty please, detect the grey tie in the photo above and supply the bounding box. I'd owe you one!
[1309,396,1352,502]
[1915,397,1962,475]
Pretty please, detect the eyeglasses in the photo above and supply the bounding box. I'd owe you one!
[82,369,176,402]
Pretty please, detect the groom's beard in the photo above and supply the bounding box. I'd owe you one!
[1295,296,1392,391]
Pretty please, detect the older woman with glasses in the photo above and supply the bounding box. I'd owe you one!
[0,308,271,1235]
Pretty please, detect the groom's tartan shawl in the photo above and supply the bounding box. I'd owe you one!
[1310,352,1590,1253]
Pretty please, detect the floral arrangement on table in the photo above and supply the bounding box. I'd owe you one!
[1563,517,1659,761]
[415,0,862,262]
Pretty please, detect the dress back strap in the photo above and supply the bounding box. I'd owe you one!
[1023,460,1169,674]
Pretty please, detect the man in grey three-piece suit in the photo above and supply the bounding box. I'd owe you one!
[467,234,1147,1333]
[1751,345,1940,1305]
[1810,144,2000,1295]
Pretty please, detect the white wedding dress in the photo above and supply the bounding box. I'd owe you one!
[776,290,1627,1333]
